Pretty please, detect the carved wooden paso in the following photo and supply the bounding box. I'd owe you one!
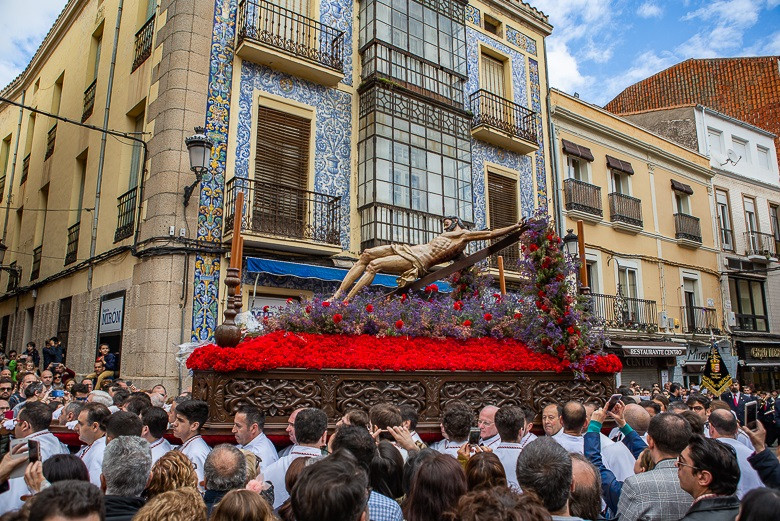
[215,191,244,347]
[192,367,615,435]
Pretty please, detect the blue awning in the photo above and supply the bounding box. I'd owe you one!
[245,257,451,291]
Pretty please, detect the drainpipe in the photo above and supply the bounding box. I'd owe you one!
[88,0,124,292]
[2,90,26,243]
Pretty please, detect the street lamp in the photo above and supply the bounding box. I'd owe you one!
[562,229,579,260]
[0,240,22,281]
[183,126,213,207]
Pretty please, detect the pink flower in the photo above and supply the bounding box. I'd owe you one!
[333,314,343,324]
[245,479,268,493]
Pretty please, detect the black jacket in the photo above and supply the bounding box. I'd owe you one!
[680,495,740,521]
[104,495,145,521]
[204,489,228,514]
[748,447,780,488]
[721,391,751,424]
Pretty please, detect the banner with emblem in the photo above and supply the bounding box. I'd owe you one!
[701,344,733,396]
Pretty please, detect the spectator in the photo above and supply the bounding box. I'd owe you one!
[101,435,152,521]
[679,409,705,435]
[140,406,172,464]
[641,400,661,417]
[39,370,54,393]
[9,372,37,409]
[686,394,710,421]
[450,486,552,521]
[232,405,278,471]
[515,437,579,520]
[87,390,113,407]
[75,402,111,486]
[493,405,528,489]
[431,401,472,457]
[477,405,500,449]
[402,449,437,497]
[203,444,248,514]
[339,408,371,430]
[151,384,168,402]
[133,486,207,521]
[569,453,602,521]
[144,450,198,499]
[708,400,755,449]
[57,401,84,427]
[105,410,144,442]
[10,381,45,418]
[210,489,275,521]
[464,452,507,491]
[370,440,404,501]
[123,397,150,416]
[738,487,780,521]
[26,480,104,521]
[399,404,425,449]
[81,377,94,393]
[111,388,130,409]
[542,403,563,436]
[171,399,211,490]
[668,400,690,413]
[669,383,683,402]
[520,406,538,446]
[84,344,117,391]
[616,412,693,521]
[42,454,90,484]
[403,452,466,521]
[23,342,40,370]
[369,403,407,460]
[721,381,749,424]
[708,408,764,498]
[676,435,740,520]
[264,407,327,508]
[0,378,12,403]
[275,456,309,521]
[167,394,191,426]
[70,382,91,402]
[651,393,668,412]
[292,451,370,521]
[277,407,303,458]
[42,338,62,372]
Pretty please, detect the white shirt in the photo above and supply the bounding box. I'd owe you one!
[704,424,755,450]
[494,442,526,490]
[240,432,278,471]
[481,433,501,449]
[149,437,173,465]
[520,431,538,446]
[430,438,467,458]
[178,435,211,491]
[552,430,636,481]
[77,436,107,488]
[264,445,321,508]
[715,437,764,499]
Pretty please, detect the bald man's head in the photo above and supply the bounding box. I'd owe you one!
[562,401,587,433]
[479,405,499,439]
[709,409,738,438]
[624,404,651,436]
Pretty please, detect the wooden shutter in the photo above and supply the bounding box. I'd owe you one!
[488,172,518,266]
[481,54,505,98]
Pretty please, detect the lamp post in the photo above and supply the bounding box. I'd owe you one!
[183,127,213,207]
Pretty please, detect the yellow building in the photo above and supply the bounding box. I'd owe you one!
[550,89,726,387]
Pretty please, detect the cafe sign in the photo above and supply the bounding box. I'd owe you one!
[751,346,780,359]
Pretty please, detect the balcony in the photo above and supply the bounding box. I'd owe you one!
[114,187,137,242]
[590,293,658,331]
[132,16,155,72]
[563,178,602,222]
[608,192,642,233]
[470,90,538,154]
[65,222,80,265]
[680,306,719,334]
[744,231,777,262]
[30,246,41,281]
[20,154,30,185]
[236,0,344,87]
[45,125,56,160]
[82,80,96,122]
[225,177,341,254]
[674,213,702,248]
[5,262,19,291]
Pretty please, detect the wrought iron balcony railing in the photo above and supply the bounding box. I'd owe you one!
[65,222,80,265]
[30,245,41,281]
[590,293,658,331]
[675,213,702,243]
[237,0,344,72]
[82,80,96,122]
[20,154,30,185]
[744,230,777,258]
[114,187,137,242]
[609,192,642,227]
[564,178,602,217]
[132,16,155,72]
[470,89,537,143]
[225,177,341,246]
[680,306,719,334]
[45,124,56,160]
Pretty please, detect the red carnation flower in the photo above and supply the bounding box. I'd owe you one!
[483,313,492,322]
[535,301,542,309]
[333,314,343,324]
[263,305,269,312]
[286,298,293,304]
[401,294,408,302]
[453,301,463,311]
[322,301,331,307]
[305,306,312,314]
[395,320,404,329]
[538,290,545,298]
[365,304,374,313]
[557,317,564,324]
[567,326,576,334]
[556,274,565,281]
[463,319,472,327]
[529,244,538,252]
[425,284,439,293]
[493,292,501,299]
[547,234,555,242]
[514,312,522,319]
[541,305,550,312]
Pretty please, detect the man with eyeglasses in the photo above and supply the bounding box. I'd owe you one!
[676,435,741,520]
[0,378,12,403]
[477,405,500,448]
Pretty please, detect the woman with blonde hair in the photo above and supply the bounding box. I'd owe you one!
[144,450,199,498]
[210,489,275,521]
[133,487,206,521]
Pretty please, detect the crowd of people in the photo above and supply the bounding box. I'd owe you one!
[0,342,779,521]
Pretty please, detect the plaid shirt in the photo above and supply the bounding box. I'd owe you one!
[368,491,403,521]
[617,459,693,521]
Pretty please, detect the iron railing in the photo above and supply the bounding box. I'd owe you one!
[609,192,642,227]
[45,125,56,160]
[675,213,702,243]
[65,222,80,265]
[114,187,137,242]
[237,0,344,72]
[82,80,96,122]
[590,293,657,331]
[225,177,341,246]
[470,89,537,143]
[132,16,155,72]
[744,230,777,258]
[20,154,30,185]
[563,178,602,217]
[30,246,41,281]
[680,306,718,334]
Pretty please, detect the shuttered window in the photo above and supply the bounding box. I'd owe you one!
[488,172,519,266]
[278,0,310,15]
[481,54,505,98]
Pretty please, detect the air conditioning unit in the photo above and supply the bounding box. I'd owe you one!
[658,311,669,330]
[726,311,736,327]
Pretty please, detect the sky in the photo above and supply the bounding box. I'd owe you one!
[1,0,779,106]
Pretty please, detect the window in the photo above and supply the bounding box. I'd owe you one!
[617,266,638,299]
[278,0,310,15]
[744,196,758,233]
[566,156,586,182]
[729,278,768,332]
[770,203,780,250]
[585,258,599,292]
[0,135,10,202]
[715,189,733,250]
[483,15,502,37]
[708,128,723,155]
[757,146,771,169]
[611,171,629,195]
[732,137,749,163]
[57,297,72,363]
[128,112,144,190]
[487,172,518,266]
[480,53,506,98]
[675,193,691,215]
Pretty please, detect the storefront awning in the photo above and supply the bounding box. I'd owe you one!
[245,257,452,291]
[612,341,686,357]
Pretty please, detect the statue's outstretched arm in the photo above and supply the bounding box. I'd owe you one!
[463,221,524,241]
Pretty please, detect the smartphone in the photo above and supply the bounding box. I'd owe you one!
[745,400,758,431]
[605,393,622,412]
[28,439,40,463]
[51,390,65,398]
[468,427,481,446]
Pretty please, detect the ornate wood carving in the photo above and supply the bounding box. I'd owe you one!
[336,380,427,416]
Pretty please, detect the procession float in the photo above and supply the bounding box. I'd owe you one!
[188,198,621,435]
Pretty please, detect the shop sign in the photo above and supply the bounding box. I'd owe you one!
[623,358,656,368]
[623,346,685,357]
[751,347,780,359]
[99,297,124,334]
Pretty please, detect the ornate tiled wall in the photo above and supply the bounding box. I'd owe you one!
[529,58,547,210]
[506,26,537,56]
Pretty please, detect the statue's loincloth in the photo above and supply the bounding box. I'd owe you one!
[391,244,428,287]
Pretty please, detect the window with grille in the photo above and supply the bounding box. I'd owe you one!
[715,189,733,250]
[480,53,506,98]
[487,172,518,267]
